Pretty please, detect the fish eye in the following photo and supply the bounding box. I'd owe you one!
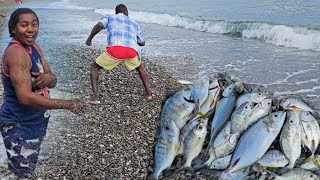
[259,92,262,95]
[166,126,170,130]
[307,112,310,115]
[198,126,203,130]
[274,114,278,117]
[289,120,293,123]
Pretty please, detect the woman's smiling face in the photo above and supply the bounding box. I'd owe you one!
[13,13,39,46]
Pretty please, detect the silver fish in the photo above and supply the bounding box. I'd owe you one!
[178,118,207,171]
[230,102,253,134]
[280,110,302,169]
[194,78,220,119]
[245,98,272,130]
[235,92,267,109]
[178,116,204,155]
[191,76,210,112]
[153,120,180,180]
[280,98,318,119]
[204,122,240,167]
[160,89,196,130]
[209,83,236,145]
[225,111,286,173]
[280,98,314,112]
[275,168,319,180]
[210,154,232,170]
[300,111,320,157]
[257,149,289,168]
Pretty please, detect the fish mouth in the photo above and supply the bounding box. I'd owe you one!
[209,85,219,91]
[184,97,195,103]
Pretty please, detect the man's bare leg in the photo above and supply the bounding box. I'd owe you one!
[136,64,152,101]
[89,62,103,104]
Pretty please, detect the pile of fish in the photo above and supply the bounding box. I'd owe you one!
[149,75,320,180]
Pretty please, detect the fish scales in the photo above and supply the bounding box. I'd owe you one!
[225,111,286,173]
[280,110,302,169]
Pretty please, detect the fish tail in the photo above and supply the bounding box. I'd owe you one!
[175,166,194,175]
[146,172,157,180]
[311,139,316,154]
[266,169,279,178]
[203,143,212,161]
[194,163,208,172]
[193,111,208,119]
[203,132,215,160]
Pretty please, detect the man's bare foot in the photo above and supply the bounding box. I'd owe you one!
[87,97,101,105]
[146,94,153,102]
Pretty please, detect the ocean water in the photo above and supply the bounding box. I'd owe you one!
[1,0,320,110]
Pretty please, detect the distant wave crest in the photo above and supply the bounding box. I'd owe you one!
[94,8,320,51]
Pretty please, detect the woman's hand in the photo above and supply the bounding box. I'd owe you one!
[32,72,56,89]
[68,99,86,114]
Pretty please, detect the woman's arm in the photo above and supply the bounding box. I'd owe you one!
[4,46,79,111]
[33,43,57,89]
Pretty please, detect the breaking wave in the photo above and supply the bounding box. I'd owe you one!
[42,0,320,52]
[94,8,320,51]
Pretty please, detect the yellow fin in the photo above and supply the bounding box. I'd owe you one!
[193,111,208,120]
[174,144,180,155]
[303,156,320,168]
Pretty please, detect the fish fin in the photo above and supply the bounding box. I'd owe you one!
[146,173,156,180]
[303,155,320,168]
[311,139,316,155]
[193,111,208,120]
[174,166,194,176]
[312,111,320,120]
[266,169,279,178]
[224,158,240,173]
[174,144,180,155]
[278,167,289,175]
[203,141,213,161]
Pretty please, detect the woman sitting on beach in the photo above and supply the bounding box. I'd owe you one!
[0,8,83,178]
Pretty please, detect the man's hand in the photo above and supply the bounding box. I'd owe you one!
[31,72,55,90]
[86,39,92,46]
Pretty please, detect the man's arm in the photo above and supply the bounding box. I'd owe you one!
[138,41,145,46]
[86,22,104,46]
